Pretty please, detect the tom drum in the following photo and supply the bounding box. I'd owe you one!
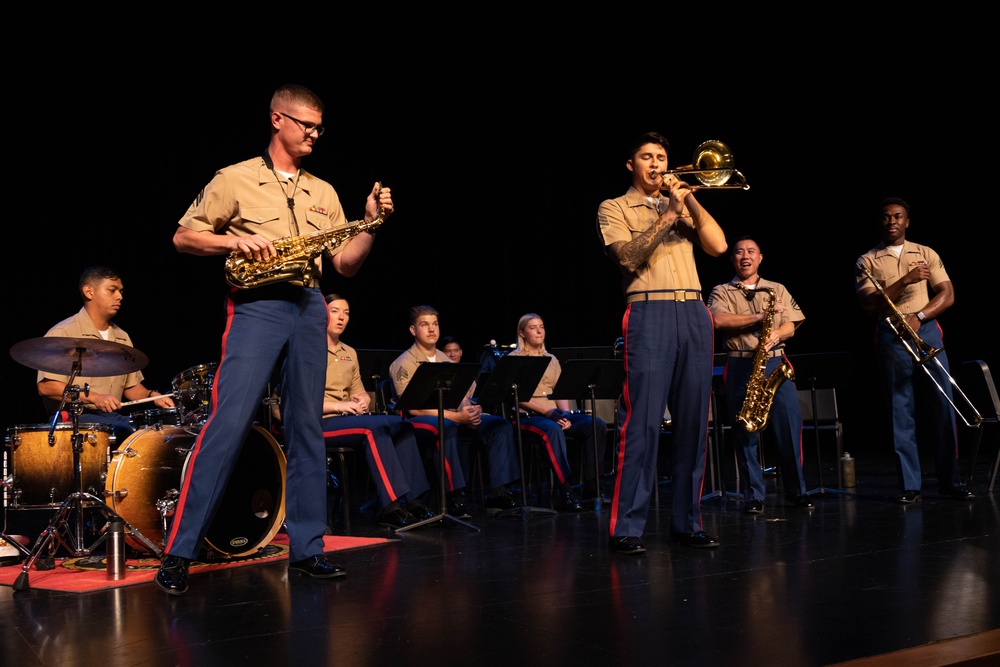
[105,424,286,557]
[4,423,114,508]
[171,362,218,427]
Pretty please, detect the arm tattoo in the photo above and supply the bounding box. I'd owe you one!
[614,220,671,273]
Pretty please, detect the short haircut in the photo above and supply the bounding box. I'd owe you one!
[271,84,324,113]
[441,335,460,348]
[79,265,119,293]
[879,197,911,216]
[731,235,760,256]
[408,305,438,327]
[628,131,670,161]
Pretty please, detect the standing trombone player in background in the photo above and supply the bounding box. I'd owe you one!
[855,197,975,504]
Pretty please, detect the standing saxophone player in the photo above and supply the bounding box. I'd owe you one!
[708,237,813,514]
[155,83,394,595]
[855,197,973,505]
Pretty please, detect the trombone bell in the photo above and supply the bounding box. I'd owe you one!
[693,140,734,186]
[661,139,750,190]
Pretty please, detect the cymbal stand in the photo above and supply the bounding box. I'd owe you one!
[13,367,161,592]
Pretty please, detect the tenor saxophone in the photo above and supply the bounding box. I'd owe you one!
[735,286,794,433]
[225,214,383,289]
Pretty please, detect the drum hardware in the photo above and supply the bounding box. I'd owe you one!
[7,338,160,592]
[172,363,219,427]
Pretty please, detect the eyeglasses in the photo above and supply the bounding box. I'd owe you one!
[278,112,325,137]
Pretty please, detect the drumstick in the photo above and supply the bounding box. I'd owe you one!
[120,392,176,408]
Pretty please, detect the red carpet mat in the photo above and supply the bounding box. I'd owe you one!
[0,534,392,593]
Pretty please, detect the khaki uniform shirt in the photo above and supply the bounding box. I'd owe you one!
[390,343,475,410]
[323,340,365,412]
[37,308,144,414]
[856,241,948,314]
[178,156,350,285]
[707,279,805,353]
[507,349,561,414]
[596,186,702,295]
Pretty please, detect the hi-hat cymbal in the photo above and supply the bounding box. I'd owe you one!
[10,337,149,377]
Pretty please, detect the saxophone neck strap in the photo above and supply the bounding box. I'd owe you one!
[263,149,302,235]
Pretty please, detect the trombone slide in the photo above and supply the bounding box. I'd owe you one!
[858,260,982,428]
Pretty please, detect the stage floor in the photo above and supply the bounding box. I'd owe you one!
[2,440,1000,667]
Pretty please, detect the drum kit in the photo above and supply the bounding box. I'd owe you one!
[2,337,286,591]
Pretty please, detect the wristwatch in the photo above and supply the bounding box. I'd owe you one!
[916,311,926,322]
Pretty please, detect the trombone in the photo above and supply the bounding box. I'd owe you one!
[856,260,983,428]
[657,139,750,190]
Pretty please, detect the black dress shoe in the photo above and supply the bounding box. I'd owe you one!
[288,555,346,579]
[744,499,764,514]
[446,490,472,519]
[790,495,815,509]
[941,485,976,500]
[609,535,646,555]
[154,554,191,596]
[378,501,416,530]
[895,490,921,504]
[484,489,521,516]
[671,531,720,548]
[553,486,584,512]
[406,499,435,521]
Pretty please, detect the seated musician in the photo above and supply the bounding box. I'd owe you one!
[36,265,174,445]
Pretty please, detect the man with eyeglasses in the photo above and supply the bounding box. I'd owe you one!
[155,83,394,595]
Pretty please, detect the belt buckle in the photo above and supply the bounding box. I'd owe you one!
[676,290,686,303]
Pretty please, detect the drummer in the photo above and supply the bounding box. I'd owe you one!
[36,266,174,444]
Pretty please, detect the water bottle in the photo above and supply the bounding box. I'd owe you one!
[840,452,856,490]
[106,518,126,580]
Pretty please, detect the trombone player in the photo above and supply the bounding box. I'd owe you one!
[855,197,974,504]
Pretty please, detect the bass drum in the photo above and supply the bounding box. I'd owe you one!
[105,424,286,558]
[5,423,114,508]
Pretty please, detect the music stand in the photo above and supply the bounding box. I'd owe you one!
[551,359,624,512]
[395,362,482,532]
[700,364,744,505]
[474,355,556,520]
[356,349,404,393]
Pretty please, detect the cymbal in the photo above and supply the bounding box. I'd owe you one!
[10,337,149,377]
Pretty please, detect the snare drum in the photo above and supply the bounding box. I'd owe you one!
[105,424,286,557]
[4,423,114,508]
[172,363,218,426]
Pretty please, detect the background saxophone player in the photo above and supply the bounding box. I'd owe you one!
[708,236,814,514]
[854,197,973,505]
[155,83,393,595]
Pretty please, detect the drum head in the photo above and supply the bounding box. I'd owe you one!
[199,426,286,558]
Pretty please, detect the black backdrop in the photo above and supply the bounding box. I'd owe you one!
[4,29,997,460]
